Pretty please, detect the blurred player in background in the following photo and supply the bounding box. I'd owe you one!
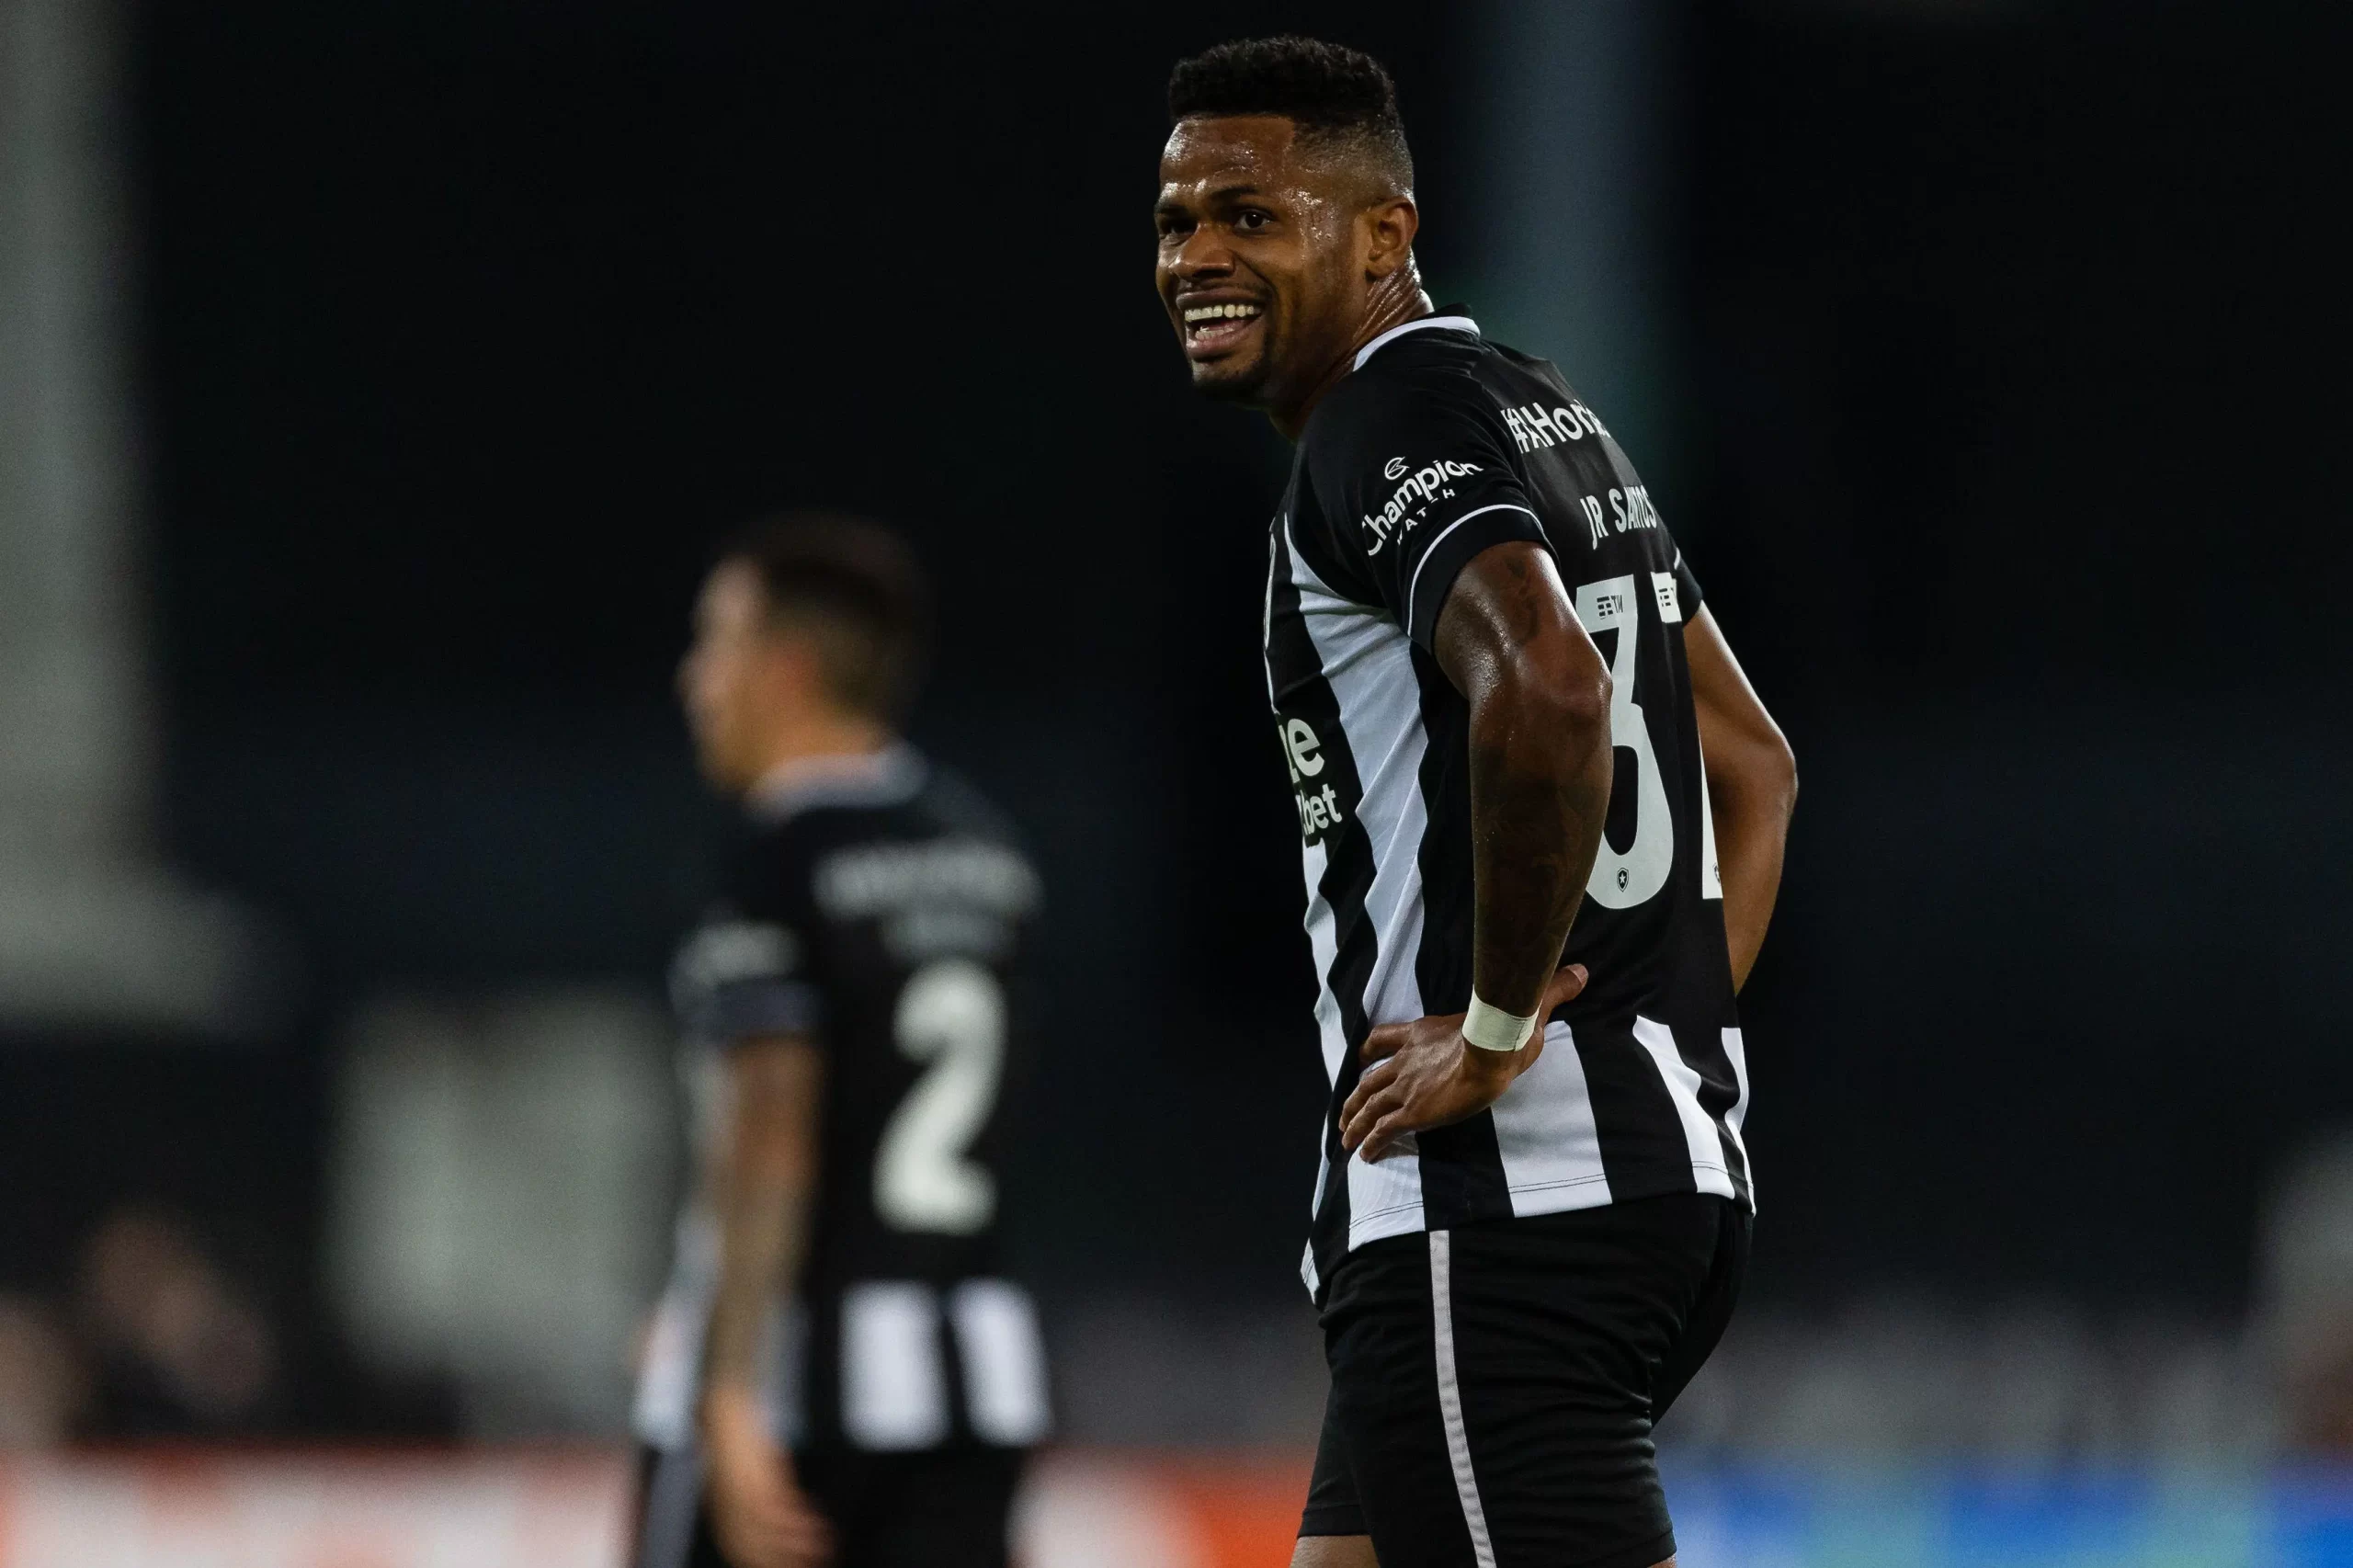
[631,517,1048,1568]
[1154,38,1796,1568]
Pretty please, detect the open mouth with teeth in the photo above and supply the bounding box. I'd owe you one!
[1180,300,1265,357]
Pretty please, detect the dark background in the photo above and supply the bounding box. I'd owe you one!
[30,0,2343,1341]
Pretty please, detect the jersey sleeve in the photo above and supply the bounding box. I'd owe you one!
[670,835,824,1047]
[1672,547,1704,619]
[1304,376,1549,651]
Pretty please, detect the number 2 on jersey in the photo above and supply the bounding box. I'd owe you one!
[1574,575,1673,908]
[875,958,1005,1234]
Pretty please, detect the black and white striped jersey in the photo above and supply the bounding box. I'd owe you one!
[1266,312,1754,1300]
[632,745,1050,1456]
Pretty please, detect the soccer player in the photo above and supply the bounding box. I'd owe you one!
[1153,38,1798,1568]
[631,516,1048,1568]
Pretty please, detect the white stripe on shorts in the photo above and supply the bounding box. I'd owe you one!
[634,1440,702,1568]
[1428,1230,1498,1568]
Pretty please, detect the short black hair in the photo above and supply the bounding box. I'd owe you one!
[718,513,928,719]
[1167,36,1414,194]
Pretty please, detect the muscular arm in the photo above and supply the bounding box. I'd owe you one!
[699,1035,829,1568]
[1684,607,1796,992]
[1438,541,1616,1018]
[1340,541,1611,1158]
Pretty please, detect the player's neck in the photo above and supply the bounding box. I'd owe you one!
[747,711,895,787]
[1269,281,1434,441]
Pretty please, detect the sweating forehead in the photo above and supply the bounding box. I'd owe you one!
[1158,114,1336,197]
[1161,115,1298,185]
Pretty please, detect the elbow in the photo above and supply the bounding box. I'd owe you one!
[1766,732,1799,819]
[1704,719,1797,825]
[1501,654,1610,751]
[1569,665,1613,739]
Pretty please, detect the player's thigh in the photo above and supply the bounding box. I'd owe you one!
[1320,1234,1489,1567]
[1322,1203,1727,1568]
[1449,1199,1729,1567]
[630,1443,729,1568]
[1300,1380,1370,1542]
[1652,1201,1752,1426]
[1291,1535,1380,1568]
[801,1446,1024,1568]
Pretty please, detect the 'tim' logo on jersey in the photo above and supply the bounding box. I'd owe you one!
[1278,718,1347,844]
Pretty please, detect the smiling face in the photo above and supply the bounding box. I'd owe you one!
[1155,115,1407,422]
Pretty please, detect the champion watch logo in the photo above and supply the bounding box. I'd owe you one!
[1360,458,1482,556]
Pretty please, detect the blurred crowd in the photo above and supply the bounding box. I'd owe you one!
[0,1206,453,1448]
[17,1125,2353,1460]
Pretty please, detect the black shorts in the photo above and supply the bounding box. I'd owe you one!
[632,1441,1025,1568]
[1301,1192,1749,1568]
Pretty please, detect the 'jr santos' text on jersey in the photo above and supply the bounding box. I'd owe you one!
[632,747,1050,1457]
[1266,312,1754,1299]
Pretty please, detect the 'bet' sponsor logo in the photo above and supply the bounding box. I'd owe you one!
[1360,458,1482,556]
[1277,717,1347,843]
[1501,399,1608,453]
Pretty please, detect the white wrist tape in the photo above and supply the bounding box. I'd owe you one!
[1461,993,1538,1053]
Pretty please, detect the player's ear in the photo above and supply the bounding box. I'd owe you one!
[1364,195,1418,281]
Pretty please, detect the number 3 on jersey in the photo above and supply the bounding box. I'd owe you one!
[1574,575,1673,908]
[875,958,1005,1235]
